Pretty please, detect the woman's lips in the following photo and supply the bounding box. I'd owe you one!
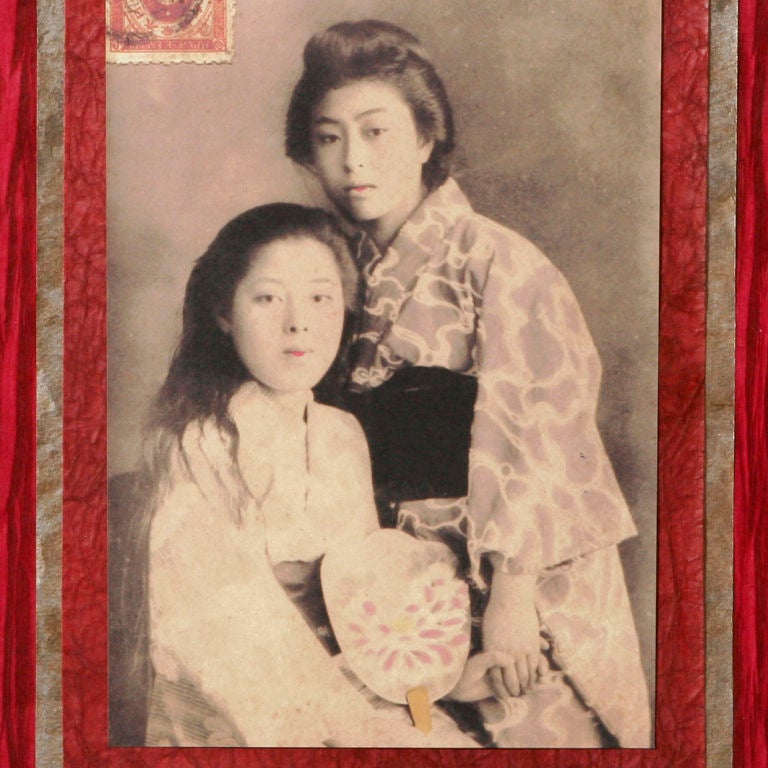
[346,184,375,196]
[285,350,308,357]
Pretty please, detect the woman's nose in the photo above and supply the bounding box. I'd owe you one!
[284,300,309,333]
[343,134,367,172]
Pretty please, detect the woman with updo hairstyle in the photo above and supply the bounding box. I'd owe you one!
[286,20,453,193]
[286,19,651,748]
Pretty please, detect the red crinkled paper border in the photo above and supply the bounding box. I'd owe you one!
[0,1,37,768]
[735,2,768,767]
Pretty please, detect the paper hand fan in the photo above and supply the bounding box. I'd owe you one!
[321,529,471,733]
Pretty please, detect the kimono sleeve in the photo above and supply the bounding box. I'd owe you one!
[148,424,385,745]
[465,233,637,577]
[319,406,380,541]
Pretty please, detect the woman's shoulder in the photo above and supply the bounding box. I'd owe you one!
[310,400,366,440]
[160,417,238,496]
[472,213,543,257]
[176,416,233,467]
[450,209,568,301]
[436,180,562,281]
[150,417,246,536]
[309,401,372,463]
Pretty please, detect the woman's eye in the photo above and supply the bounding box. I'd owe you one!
[253,294,278,304]
[312,293,333,304]
[315,133,340,145]
[365,127,387,138]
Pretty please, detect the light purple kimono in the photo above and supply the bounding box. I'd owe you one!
[348,178,651,747]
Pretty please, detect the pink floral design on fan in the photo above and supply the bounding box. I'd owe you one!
[346,564,470,675]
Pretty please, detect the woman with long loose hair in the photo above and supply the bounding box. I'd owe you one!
[133,202,476,747]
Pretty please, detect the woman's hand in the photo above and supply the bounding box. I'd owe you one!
[448,651,516,702]
[481,569,548,699]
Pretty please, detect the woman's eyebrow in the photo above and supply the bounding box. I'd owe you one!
[312,107,387,126]
[245,276,337,286]
[353,107,386,120]
[244,276,283,286]
[312,116,341,127]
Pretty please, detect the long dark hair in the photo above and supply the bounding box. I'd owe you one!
[146,203,357,479]
[117,204,356,707]
[286,19,455,190]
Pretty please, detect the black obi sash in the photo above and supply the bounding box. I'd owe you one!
[344,367,478,524]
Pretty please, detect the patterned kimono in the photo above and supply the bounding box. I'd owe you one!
[346,178,652,747]
[145,382,477,748]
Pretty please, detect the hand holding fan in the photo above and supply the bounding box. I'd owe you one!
[321,529,471,733]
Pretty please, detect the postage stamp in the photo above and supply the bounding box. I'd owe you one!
[106,0,234,64]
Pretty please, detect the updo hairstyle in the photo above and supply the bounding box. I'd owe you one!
[285,20,455,190]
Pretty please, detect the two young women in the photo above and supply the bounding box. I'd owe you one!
[142,19,651,749]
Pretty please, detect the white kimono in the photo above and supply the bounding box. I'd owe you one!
[146,382,476,747]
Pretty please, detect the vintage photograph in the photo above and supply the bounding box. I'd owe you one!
[106,0,660,749]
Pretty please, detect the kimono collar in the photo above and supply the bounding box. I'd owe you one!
[353,177,474,274]
[347,178,476,389]
[229,380,312,424]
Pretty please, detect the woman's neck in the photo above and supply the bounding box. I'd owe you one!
[252,382,310,420]
[360,182,429,253]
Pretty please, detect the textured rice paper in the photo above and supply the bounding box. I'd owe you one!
[106,0,659,748]
[34,0,734,764]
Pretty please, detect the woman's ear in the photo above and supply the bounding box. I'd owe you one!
[304,158,320,178]
[215,310,232,334]
[418,136,435,165]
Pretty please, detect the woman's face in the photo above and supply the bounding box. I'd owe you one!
[309,79,433,247]
[218,236,345,393]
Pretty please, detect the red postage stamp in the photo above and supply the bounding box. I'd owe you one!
[106,0,234,63]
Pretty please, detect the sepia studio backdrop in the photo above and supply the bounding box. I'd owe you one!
[107,0,660,711]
